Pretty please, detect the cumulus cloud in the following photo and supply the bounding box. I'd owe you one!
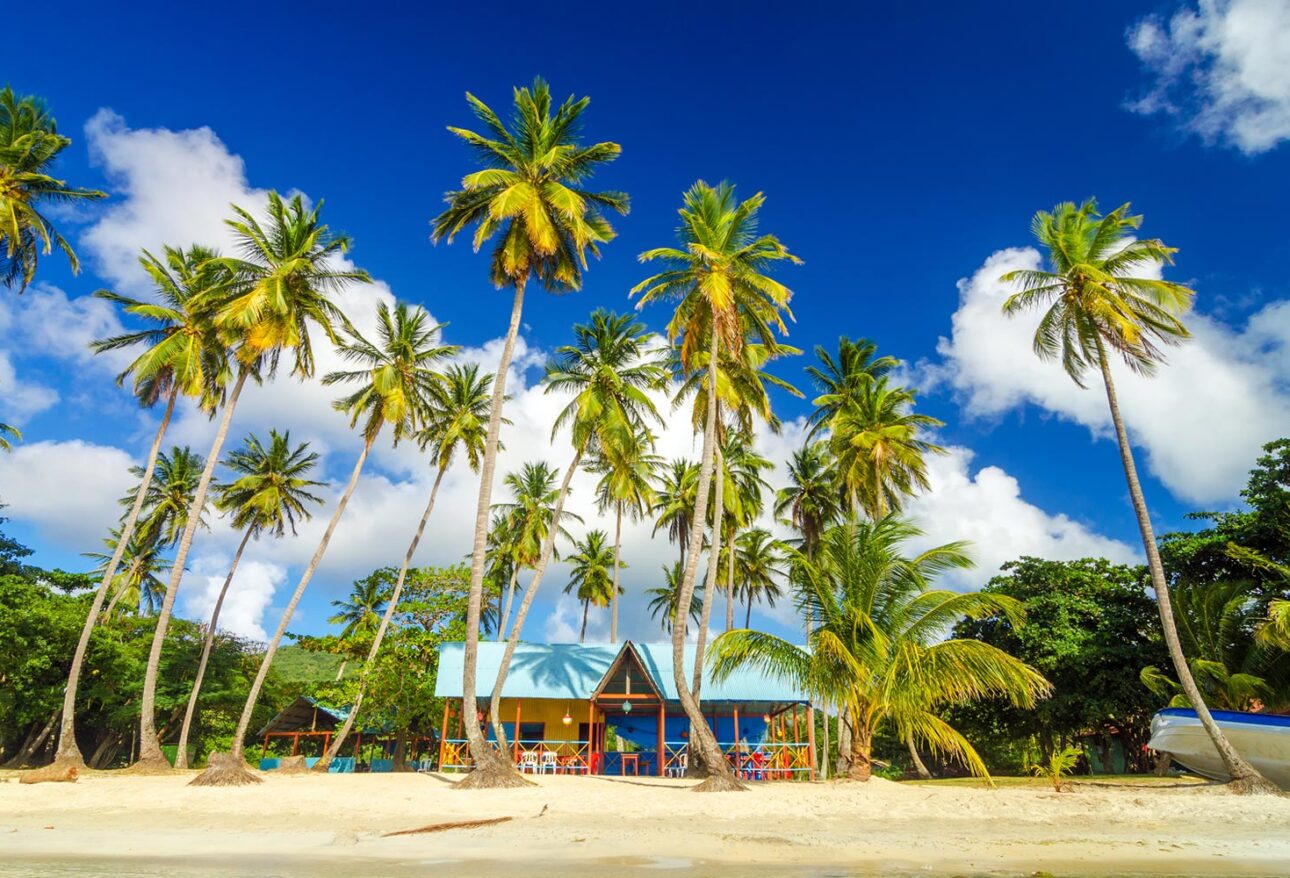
[182,556,287,641]
[1128,0,1290,154]
[0,440,136,547]
[923,247,1290,505]
[0,352,58,423]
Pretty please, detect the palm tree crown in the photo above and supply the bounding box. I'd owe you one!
[216,430,324,538]
[329,576,389,642]
[418,363,497,473]
[564,529,618,641]
[805,336,897,440]
[126,446,209,547]
[774,441,842,560]
[0,87,106,291]
[647,562,703,635]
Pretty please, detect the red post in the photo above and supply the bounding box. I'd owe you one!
[587,700,595,775]
[438,700,450,770]
[291,732,300,756]
[733,705,741,778]
[657,702,665,777]
[514,699,522,763]
[323,731,331,760]
[806,705,816,782]
[261,733,269,759]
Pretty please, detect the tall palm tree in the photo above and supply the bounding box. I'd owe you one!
[653,458,700,568]
[0,87,105,291]
[647,562,702,635]
[319,363,496,768]
[330,575,389,644]
[804,337,897,440]
[431,78,627,786]
[174,430,323,768]
[734,528,785,629]
[0,423,20,451]
[632,180,798,790]
[194,302,453,785]
[564,530,618,642]
[830,378,944,519]
[55,246,228,768]
[84,528,168,617]
[1001,198,1276,794]
[720,436,774,631]
[589,430,660,641]
[711,517,1050,780]
[128,446,210,548]
[137,191,369,771]
[487,310,666,753]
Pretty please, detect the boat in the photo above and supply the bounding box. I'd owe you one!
[1149,707,1290,789]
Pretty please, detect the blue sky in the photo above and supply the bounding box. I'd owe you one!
[3,0,1289,644]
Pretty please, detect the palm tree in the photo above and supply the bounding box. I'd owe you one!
[194,302,454,785]
[331,576,389,644]
[55,246,227,768]
[564,530,618,642]
[0,87,105,291]
[804,337,897,440]
[487,310,666,753]
[653,459,700,568]
[830,377,944,519]
[720,436,774,631]
[137,191,369,772]
[710,518,1050,780]
[84,528,168,617]
[589,430,660,642]
[734,528,785,628]
[647,562,702,635]
[128,446,210,548]
[1001,198,1276,794]
[318,363,495,768]
[431,78,627,787]
[0,423,20,451]
[774,442,841,563]
[632,180,799,790]
[174,430,323,768]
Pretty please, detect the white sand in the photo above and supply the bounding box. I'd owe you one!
[2,771,1288,875]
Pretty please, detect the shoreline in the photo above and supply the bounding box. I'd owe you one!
[2,772,1288,876]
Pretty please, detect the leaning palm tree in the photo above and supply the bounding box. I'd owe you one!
[55,246,228,768]
[135,191,369,772]
[564,530,618,642]
[174,430,323,768]
[734,528,785,629]
[128,446,210,548]
[0,87,105,291]
[589,429,660,641]
[648,562,703,635]
[330,575,389,646]
[85,528,168,617]
[431,78,627,787]
[317,363,496,769]
[710,517,1050,780]
[0,423,20,451]
[632,180,799,791]
[653,458,700,569]
[192,302,453,786]
[487,310,666,756]
[1001,198,1277,794]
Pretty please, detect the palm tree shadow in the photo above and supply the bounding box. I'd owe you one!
[502,643,617,697]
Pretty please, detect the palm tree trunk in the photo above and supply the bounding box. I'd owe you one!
[318,464,448,768]
[4,708,60,769]
[907,736,931,779]
[498,565,520,642]
[173,526,254,769]
[848,717,872,781]
[488,448,582,753]
[458,281,527,787]
[1096,348,1277,795]
[836,706,852,777]
[611,505,622,642]
[692,446,723,698]
[819,702,829,780]
[725,530,736,631]
[580,601,589,643]
[54,387,177,767]
[217,435,375,776]
[137,373,247,768]
[671,332,743,791]
[335,660,347,682]
[745,596,752,629]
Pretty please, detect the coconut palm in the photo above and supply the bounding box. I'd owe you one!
[710,517,1050,780]
[431,78,627,786]
[331,576,389,643]
[830,378,944,519]
[632,179,799,790]
[734,528,786,629]
[487,310,666,752]
[194,302,454,785]
[137,191,368,771]
[174,430,324,768]
[719,436,774,631]
[653,459,700,568]
[589,430,660,641]
[0,423,20,451]
[1001,198,1276,794]
[774,442,841,563]
[648,562,702,635]
[55,246,228,768]
[0,87,105,291]
[128,446,210,548]
[804,337,897,440]
[318,364,497,768]
[84,528,168,617]
[564,530,618,642]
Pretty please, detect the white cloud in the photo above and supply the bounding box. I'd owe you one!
[1128,0,1290,154]
[182,555,286,642]
[0,440,135,546]
[0,352,58,423]
[923,247,1290,505]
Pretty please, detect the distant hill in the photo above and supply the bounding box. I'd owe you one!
[273,646,346,683]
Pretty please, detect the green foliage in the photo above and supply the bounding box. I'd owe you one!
[1031,745,1084,792]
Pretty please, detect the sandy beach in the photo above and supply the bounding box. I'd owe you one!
[1,771,1288,876]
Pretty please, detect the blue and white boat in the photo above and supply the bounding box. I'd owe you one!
[1149,707,1290,789]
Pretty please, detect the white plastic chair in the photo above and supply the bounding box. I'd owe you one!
[519,750,539,774]
[667,751,688,778]
[540,750,559,775]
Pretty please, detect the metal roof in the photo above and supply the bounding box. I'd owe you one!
[257,695,349,736]
[434,641,806,704]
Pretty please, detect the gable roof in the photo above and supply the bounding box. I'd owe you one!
[257,695,349,736]
[434,641,806,704]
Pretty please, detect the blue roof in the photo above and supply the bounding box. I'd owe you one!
[434,641,806,704]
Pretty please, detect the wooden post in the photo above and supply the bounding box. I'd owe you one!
[657,702,665,777]
[261,733,269,759]
[732,705,741,779]
[513,699,522,763]
[438,701,450,770]
[291,732,300,756]
[805,705,816,781]
[587,700,595,775]
[792,707,800,744]
[355,732,362,761]
[323,731,331,760]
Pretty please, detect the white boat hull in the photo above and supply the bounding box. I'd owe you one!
[1149,708,1290,789]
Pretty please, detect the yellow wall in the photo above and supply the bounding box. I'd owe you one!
[493,698,592,743]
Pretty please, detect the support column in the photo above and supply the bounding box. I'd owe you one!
[438,701,450,770]
[261,734,269,759]
[657,702,665,777]
[514,700,522,763]
[733,705,741,779]
[806,704,816,781]
[291,732,300,756]
[587,700,595,775]
[323,731,331,761]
